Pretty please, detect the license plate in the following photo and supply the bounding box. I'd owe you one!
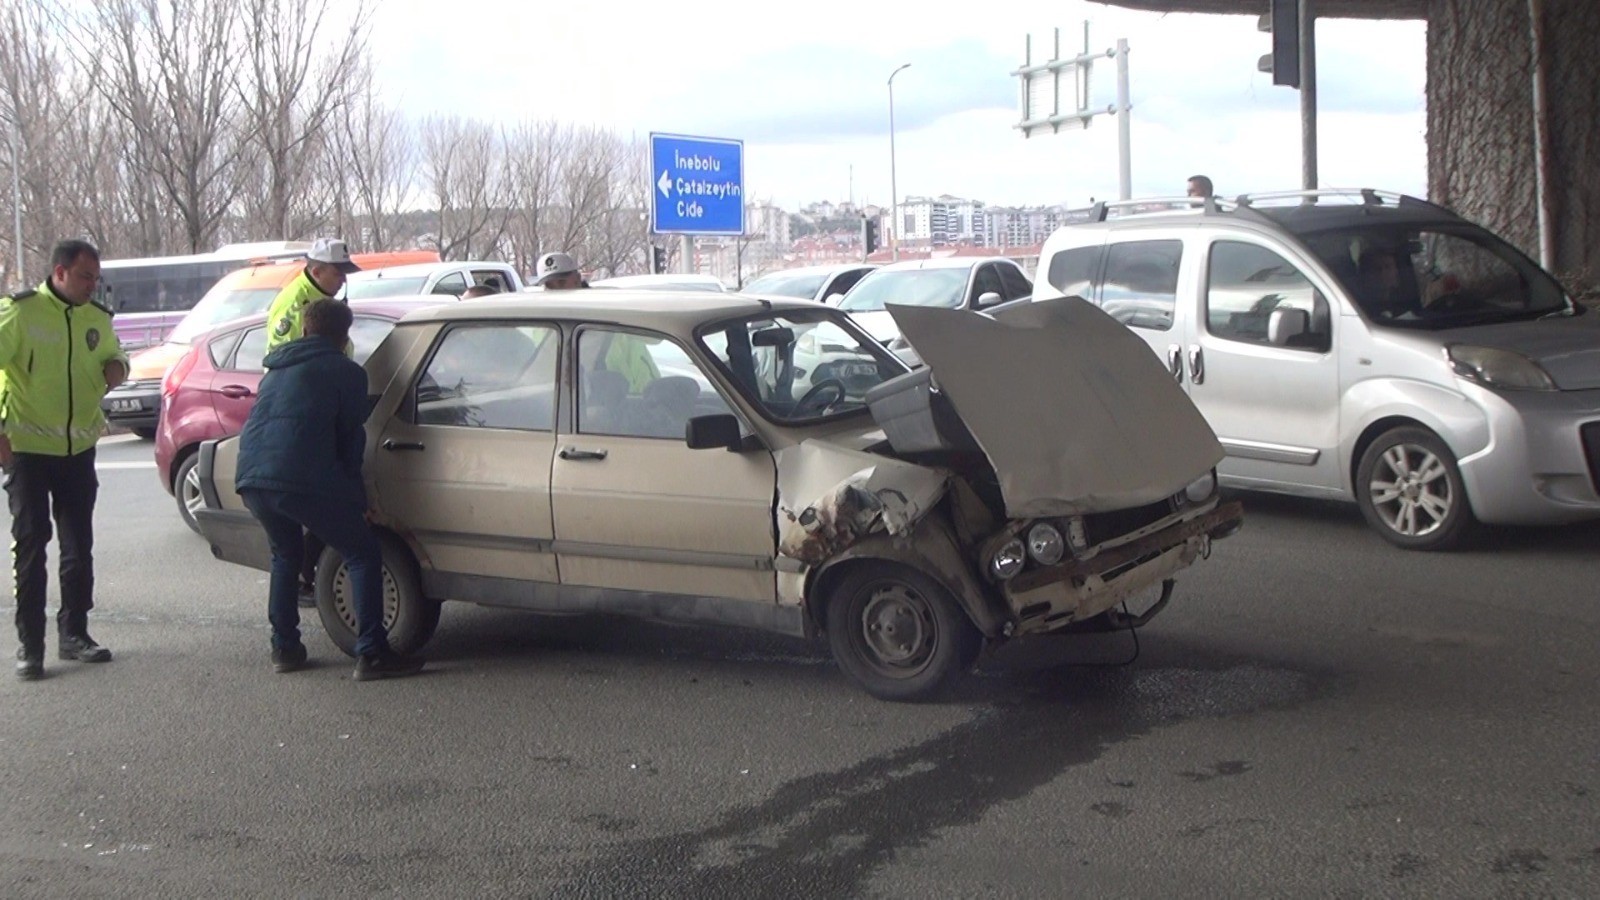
[109,399,142,413]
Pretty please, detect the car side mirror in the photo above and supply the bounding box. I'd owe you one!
[686,414,743,451]
[976,291,1003,308]
[1268,307,1310,346]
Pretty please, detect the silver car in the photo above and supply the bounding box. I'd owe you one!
[1034,189,1600,551]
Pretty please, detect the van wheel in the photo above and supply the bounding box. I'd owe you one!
[314,534,441,658]
[1356,426,1474,551]
[173,453,203,535]
[826,563,980,702]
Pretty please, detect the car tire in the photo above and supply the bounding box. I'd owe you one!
[1355,425,1475,551]
[173,453,204,535]
[314,533,441,658]
[132,427,157,440]
[825,562,980,702]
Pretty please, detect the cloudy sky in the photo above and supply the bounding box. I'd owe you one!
[366,0,1426,211]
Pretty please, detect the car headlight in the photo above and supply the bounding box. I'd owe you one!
[1446,344,1555,391]
[1026,522,1065,566]
[990,538,1027,581]
[1184,470,1218,505]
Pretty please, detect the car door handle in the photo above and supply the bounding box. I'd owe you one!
[1165,344,1185,383]
[382,439,425,452]
[559,447,608,461]
[1188,345,1205,385]
[218,384,254,399]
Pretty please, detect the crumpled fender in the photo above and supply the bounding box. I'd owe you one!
[774,440,949,567]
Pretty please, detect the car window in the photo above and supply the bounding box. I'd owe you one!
[171,287,282,343]
[825,268,871,299]
[744,270,830,300]
[699,308,907,425]
[1046,246,1100,299]
[345,276,429,300]
[1101,240,1182,331]
[472,270,510,292]
[229,326,269,372]
[431,272,468,296]
[577,328,733,439]
[349,316,396,364]
[837,267,967,312]
[998,263,1033,300]
[1206,241,1329,352]
[412,324,559,431]
[207,330,243,369]
[972,264,1006,307]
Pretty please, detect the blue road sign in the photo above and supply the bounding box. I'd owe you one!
[649,133,745,236]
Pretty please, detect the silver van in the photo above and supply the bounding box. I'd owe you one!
[1033,189,1600,550]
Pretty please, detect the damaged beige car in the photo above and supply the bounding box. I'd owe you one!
[192,291,1243,701]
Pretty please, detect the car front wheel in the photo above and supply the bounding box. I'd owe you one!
[826,562,980,702]
[314,534,441,657]
[1356,425,1474,551]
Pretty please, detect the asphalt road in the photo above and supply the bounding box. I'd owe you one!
[2,435,1597,897]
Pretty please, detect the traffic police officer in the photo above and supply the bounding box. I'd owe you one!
[261,237,360,607]
[0,239,129,681]
[263,236,361,353]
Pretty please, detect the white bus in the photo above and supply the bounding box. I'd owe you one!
[96,241,312,349]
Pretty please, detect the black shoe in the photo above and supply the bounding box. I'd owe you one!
[15,647,43,681]
[271,644,309,674]
[297,585,317,609]
[353,650,425,682]
[59,633,112,663]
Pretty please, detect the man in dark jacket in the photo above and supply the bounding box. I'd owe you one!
[235,299,424,680]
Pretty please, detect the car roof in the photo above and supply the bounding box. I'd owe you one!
[347,261,508,280]
[588,273,728,290]
[749,263,875,278]
[399,289,825,334]
[201,298,449,341]
[872,257,1002,272]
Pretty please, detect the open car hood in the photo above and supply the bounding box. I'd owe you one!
[882,298,1225,518]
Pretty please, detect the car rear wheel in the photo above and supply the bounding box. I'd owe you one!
[1356,426,1474,551]
[173,454,203,535]
[826,562,980,702]
[314,534,441,657]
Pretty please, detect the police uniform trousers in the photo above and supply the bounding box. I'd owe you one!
[7,447,98,653]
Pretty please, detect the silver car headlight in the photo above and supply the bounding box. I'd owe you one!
[990,538,1027,581]
[1026,522,1065,566]
[1446,344,1555,391]
[1184,470,1218,505]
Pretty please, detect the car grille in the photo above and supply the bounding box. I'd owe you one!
[1082,497,1177,547]
[1581,422,1600,495]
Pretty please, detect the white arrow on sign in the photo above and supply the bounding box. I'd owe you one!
[657,170,672,199]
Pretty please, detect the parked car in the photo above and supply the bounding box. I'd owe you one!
[102,251,439,438]
[154,298,451,533]
[586,273,727,292]
[742,264,878,304]
[344,261,523,299]
[188,290,1242,701]
[1033,188,1600,550]
[836,257,1033,361]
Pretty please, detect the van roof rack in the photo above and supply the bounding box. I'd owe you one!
[1065,188,1460,227]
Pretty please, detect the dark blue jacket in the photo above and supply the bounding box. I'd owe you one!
[235,336,369,505]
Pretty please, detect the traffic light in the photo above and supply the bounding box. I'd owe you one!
[652,245,667,274]
[1257,0,1300,88]
[861,217,880,256]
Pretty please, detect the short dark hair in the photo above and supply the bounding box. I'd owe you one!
[303,298,353,346]
[51,239,100,270]
[1188,175,1214,196]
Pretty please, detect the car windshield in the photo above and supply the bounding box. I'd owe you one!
[743,271,828,300]
[838,268,967,312]
[168,286,283,343]
[1300,223,1573,329]
[698,308,909,424]
[345,276,429,300]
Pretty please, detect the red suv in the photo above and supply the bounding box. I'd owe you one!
[155,298,450,532]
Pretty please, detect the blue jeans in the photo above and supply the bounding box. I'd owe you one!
[239,489,390,658]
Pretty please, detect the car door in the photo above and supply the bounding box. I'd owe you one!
[1182,235,1343,492]
[209,324,268,435]
[1098,236,1187,378]
[369,321,563,591]
[550,326,778,604]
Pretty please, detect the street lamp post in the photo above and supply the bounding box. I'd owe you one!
[887,63,910,263]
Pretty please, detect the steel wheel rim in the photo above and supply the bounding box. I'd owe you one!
[1368,442,1453,537]
[856,581,937,678]
[330,562,400,632]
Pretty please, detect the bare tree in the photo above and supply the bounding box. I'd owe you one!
[236,0,372,240]
[0,0,70,281]
[502,119,567,275]
[419,115,509,260]
[335,64,415,251]
[61,0,254,253]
